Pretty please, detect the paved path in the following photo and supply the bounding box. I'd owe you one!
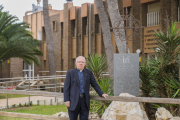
[0,96,56,107]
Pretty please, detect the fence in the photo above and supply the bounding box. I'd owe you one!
[0,75,66,109]
[0,75,66,91]
[147,11,160,26]
[0,71,109,109]
[39,71,109,76]
[39,71,67,76]
[0,89,180,119]
[1,74,180,119]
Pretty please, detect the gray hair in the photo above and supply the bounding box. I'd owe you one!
[76,56,86,63]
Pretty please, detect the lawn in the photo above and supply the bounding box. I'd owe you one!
[0,105,68,120]
[0,94,30,99]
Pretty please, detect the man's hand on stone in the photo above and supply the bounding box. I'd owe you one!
[102,94,108,99]
[65,101,70,108]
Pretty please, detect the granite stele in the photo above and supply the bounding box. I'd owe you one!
[114,53,139,96]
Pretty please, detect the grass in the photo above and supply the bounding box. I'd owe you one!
[0,94,30,99]
[0,105,68,120]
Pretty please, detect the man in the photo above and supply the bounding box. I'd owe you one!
[64,56,108,120]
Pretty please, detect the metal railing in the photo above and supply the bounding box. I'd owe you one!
[0,75,66,91]
[0,75,66,109]
[0,70,109,109]
[147,11,160,26]
[39,71,109,76]
[39,71,67,76]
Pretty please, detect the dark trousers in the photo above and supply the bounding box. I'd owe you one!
[68,94,89,120]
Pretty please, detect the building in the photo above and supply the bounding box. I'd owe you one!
[1,0,180,78]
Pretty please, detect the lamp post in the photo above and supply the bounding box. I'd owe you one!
[136,49,141,54]
[136,49,141,62]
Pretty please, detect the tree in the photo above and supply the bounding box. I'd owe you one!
[94,0,114,78]
[0,5,43,66]
[43,0,56,76]
[106,0,127,53]
[140,23,180,117]
[86,54,108,81]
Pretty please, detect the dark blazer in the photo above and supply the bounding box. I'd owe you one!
[64,68,104,111]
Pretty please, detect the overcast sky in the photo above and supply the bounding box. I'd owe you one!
[1,0,94,22]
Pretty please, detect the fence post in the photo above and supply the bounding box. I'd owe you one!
[55,78,57,92]
[60,78,62,93]
[6,82,8,109]
[28,76,30,107]
[11,81,13,98]
[50,99,52,106]
[37,74,39,91]
[55,78,57,102]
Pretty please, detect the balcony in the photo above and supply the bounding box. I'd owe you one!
[147,11,160,26]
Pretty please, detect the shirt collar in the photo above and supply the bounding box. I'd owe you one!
[76,68,84,72]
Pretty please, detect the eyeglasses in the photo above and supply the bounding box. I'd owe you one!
[76,61,86,63]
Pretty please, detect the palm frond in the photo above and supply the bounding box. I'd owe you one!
[0,5,43,66]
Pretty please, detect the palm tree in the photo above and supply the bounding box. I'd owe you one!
[139,62,157,118]
[43,0,56,76]
[0,5,43,66]
[94,0,114,78]
[141,23,180,116]
[106,0,127,53]
[152,23,180,115]
[86,54,108,81]
[86,54,113,117]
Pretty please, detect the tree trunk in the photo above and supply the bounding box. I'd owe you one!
[106,0,128,53]
[94,0,114,78]
[43,0,56,83]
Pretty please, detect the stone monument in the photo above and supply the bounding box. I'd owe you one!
[114,53,139,96]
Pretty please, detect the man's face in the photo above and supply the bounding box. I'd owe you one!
[75,57,86,70]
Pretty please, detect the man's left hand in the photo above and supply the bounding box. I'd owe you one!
[102,94,108,99]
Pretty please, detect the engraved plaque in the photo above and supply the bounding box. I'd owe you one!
[114,53,139,96]
[144,25,160,53]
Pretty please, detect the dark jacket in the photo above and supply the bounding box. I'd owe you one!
[63,68,104,111]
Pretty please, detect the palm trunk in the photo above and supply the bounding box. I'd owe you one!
[106,0,128,53]
[94,0,114,78]
[43,0,56,88]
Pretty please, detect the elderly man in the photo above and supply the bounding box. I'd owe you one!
[64,56,108,120]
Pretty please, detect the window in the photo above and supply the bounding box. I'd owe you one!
[44,60,46,71]
[61,59,63,71]
[74,27,76,37]
[23,61,34,79]
[147,2,160,26]
[42,27,46,36]
[127,7,131,27]
[98,22,101,34]
[73,59,76,68]
[86,25,88,36]
[53,21,57,31]
[71,20,76,37]
[148,2,160,13]
[37,30,41,40]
